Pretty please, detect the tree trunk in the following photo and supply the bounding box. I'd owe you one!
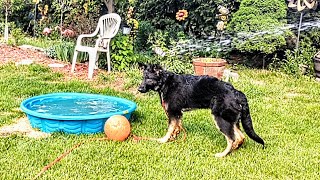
[4,6,9,43]
[103,0,114,13]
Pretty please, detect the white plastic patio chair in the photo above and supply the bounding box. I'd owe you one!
[71,13,121,79]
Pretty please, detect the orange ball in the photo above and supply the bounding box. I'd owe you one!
[104,115,131,141]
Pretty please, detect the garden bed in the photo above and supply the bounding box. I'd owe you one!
[0,44,100,80]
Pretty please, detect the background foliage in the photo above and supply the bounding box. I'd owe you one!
[136,0,239,37]
[1,0,320,76]
[227,0,289,54]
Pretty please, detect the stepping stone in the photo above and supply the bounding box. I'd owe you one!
[15,59,33,66]
[18,45,44,52]
[48,63,65,68]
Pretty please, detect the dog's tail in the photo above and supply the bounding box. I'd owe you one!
[241,102,265,148]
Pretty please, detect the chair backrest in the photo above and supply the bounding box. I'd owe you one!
[97,13,121,39]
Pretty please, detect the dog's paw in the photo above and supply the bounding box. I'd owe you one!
[232,138,245,149]
[232,142,240,150]
[170,131,180,140]
[214,152,228,158]
[157,137,169,143]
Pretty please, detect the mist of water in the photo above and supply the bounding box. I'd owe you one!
[158,19,320,57]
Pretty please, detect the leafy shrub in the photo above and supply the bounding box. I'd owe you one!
[147,30,195,74]
[134,52,157,65]
[160,56,194,74]
[147,30,171,52]
[45,41,75,62]
[8,27,26,46]
[44,46,57,58]
[306,27,320,49]
[227,0,289,54]
[269,37,316,76]
[135,21,157,51]
[109,33,137,71]
[0,0,31,33]
[54,41,75,62]
[50,0,101,35]
[136,0,239,37]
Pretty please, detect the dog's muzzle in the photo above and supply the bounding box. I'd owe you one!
[138,86,147,93]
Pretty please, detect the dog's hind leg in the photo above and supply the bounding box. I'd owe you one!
[215,135,234,158]
[233,123,245,149]
[213,116,236,158]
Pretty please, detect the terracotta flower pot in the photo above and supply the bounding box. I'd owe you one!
[192,58,227,79]
[122,26,131,35]
[313,52,320,79]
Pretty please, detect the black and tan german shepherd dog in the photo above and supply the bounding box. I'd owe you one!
[138,64,265,157]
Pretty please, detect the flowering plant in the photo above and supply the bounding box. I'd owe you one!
[127,18,139,30]
[176,9,188,21]
[125,6,139,30]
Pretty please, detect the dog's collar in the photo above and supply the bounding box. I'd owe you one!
[161,100,165,108]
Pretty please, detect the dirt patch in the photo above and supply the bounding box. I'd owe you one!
[0,117,51,139]
[285,92,300,98]
[251,80,265,86]
[0,43,106,81]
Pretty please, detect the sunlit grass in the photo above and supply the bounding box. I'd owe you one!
[18,37,64,49]
[0,64,320,179]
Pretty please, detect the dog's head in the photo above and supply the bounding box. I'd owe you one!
[138,64,165,93]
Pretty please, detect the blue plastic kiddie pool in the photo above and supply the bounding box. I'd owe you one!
[20,93,137,134]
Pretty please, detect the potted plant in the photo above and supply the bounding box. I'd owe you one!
[191,45,228,79]
[313,51,320,80]
[122,24,131,35]
[192,57,227,79]
[122,6,139,35]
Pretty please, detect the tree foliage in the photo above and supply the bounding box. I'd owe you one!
[0,0,28,24]
[0,0,25,11]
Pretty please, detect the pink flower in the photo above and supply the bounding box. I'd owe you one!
[42,27,52,36]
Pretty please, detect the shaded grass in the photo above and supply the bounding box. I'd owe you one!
[0,64,320,179]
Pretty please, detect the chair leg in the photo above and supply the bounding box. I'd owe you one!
[88,52,97,79]
[107,47,111,72]
[71,50,78,73]
[94,52,100,69]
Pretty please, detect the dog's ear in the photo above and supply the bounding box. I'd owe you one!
[138,63,147,70]
[153,64,163,71]
[153,64,163,75]
[161,71,174,83]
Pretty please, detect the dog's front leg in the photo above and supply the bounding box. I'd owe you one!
[157,116,181,143]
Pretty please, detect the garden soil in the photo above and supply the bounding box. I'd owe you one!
[0,43,103,80]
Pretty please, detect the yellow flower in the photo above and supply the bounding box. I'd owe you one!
[128,18,139,29]
[83,3,88,14]
[216,21,225,31]
[33,0,40,4]
[176,9,188,21]
[220,15,228,21]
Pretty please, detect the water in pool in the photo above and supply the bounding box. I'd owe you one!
[29,97,129,116]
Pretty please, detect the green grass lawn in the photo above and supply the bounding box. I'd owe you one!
[0,63,320,179]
